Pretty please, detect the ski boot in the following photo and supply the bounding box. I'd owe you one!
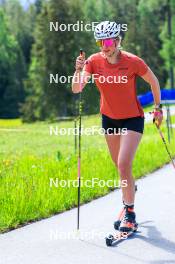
[113,207,126,230]
[119,206,138,233]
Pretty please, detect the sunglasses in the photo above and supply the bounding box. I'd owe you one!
[96,38,115,48]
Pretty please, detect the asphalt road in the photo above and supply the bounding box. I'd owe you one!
[0,162,175,264]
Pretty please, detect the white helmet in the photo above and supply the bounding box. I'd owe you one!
[94,21,120,40]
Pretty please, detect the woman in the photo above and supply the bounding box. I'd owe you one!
[72,21,163,232]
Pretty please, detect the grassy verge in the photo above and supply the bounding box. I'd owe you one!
[0,114,175,232]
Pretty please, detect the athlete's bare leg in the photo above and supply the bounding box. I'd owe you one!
[105,134,120,165]
[105,130,142,205]
[118,130,142,204]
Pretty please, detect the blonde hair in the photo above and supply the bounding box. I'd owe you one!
[116,36,122,50]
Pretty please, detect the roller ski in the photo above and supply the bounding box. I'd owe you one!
[105,205,138,246]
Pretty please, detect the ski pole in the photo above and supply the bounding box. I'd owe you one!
[154,119,175,169]
[74,117,77,154]
[77,48,83,230]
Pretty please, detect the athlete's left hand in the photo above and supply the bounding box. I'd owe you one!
[153,109,163,128]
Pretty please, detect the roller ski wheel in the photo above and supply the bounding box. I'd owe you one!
[105,234,115,246]
[105,224,138,247]
[133,223,138,232]
[114,220,121,230]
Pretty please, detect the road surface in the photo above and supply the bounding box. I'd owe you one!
[0,163,175,264]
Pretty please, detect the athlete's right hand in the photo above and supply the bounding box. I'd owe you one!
[75,52,85,72]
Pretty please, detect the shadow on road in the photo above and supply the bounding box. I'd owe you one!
[79,220,175,264]
[138,220,175,257]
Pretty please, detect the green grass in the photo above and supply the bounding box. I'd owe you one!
[0,119,22,127]
[0,113,175,232]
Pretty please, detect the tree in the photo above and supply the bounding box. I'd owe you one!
[22,0,88,121]
[0,0,38,118]
[160,0,175,88]
[0,8,24,118]
[140,1,167,85]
